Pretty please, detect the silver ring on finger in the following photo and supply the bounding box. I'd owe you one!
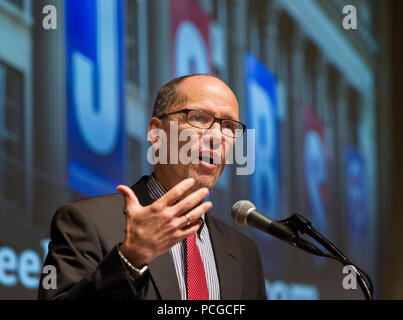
[185,213,191,226]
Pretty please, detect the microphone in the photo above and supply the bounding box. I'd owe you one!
[231,201,373,299]
[231,200,324,256]
[231,200,295,243]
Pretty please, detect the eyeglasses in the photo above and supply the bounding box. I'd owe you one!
[158,108,246,138]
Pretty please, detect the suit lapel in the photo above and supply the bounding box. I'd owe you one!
[131,176,181,300]
[130,176,155,207]
[147,252,181,299]
[206,213,242,299]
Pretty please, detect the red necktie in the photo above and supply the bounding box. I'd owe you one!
[186,234,209,300]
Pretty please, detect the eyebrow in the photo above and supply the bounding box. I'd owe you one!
[187,106,239,121]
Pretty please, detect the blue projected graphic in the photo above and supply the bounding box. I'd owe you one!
[345,147,368,235]
[245,53,279,221]
[345,146,371,265]
[245,53,284,278]
[303,109,329,240]
[66,0,125,196]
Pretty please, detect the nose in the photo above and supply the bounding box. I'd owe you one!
[203,121,222,150]
[210,121,222,135]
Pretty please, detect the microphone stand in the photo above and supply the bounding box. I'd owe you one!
[280,214,373,300]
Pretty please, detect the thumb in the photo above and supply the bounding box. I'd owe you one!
[116,185,140,208]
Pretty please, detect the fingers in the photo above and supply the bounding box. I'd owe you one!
[173,187,209,217]
[178,201,213,229]
[159,178,196,206]
[180,217,204,239]
[116,185,140,208]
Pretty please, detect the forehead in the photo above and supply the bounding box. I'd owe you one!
[174,76,239,118]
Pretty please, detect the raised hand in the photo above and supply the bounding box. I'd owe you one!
[117,178,212,268]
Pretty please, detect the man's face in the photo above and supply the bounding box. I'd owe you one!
[151,75,239,193]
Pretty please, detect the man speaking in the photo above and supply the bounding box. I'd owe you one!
[38,74,266,300]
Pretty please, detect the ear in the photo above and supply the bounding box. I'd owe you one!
[147,117,163,146]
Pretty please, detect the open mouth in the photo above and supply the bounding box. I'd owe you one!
[197,150,221,167]
[199,155,214,165]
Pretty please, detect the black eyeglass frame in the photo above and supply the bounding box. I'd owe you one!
[157,108,246,138]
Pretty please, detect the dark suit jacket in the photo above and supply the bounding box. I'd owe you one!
[37,176,266,300]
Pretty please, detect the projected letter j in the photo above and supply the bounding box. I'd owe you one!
[72,0,119,155]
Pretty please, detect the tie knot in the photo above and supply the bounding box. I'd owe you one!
[189,233,196,240]
[187,234,197,247]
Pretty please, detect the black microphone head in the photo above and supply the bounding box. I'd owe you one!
[231,200,256,225]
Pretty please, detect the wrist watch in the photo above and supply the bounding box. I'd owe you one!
[118,248,149,277]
